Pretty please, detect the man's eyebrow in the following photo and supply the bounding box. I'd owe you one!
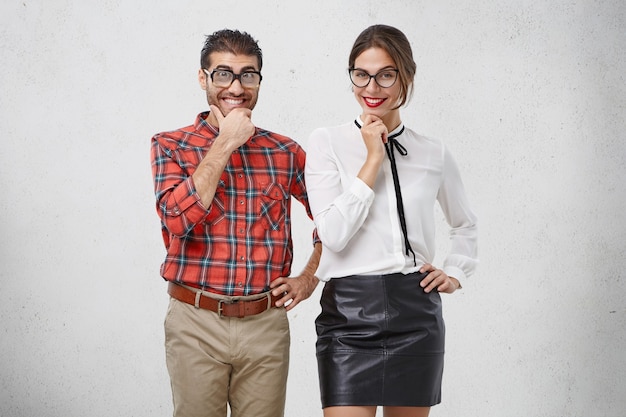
[214,64,259,72]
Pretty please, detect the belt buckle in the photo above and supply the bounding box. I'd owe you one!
[217,299,229,317]
[217,298,239,317]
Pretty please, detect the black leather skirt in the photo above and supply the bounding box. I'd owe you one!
[315,272,445,408]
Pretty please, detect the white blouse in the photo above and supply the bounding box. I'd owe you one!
[305,118,478,282]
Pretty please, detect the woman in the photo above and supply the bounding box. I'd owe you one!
[305,25,478,417]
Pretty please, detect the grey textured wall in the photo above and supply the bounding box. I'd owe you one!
[1,1,624,416]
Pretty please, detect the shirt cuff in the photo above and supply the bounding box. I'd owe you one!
[168,177,209,223]
[443,265,466,282]
[350,177,375,205]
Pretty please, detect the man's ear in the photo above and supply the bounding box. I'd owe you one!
[198,68,208,90]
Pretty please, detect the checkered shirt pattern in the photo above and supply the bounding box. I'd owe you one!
[151,112,316,296]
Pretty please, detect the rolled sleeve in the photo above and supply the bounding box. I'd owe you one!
[158,176,209,236]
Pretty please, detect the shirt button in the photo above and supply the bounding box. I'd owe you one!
[239,229,244,234]
[238,174,243,178]
[239,200,244,205]
[237,282,243,287]
[240,256,244,261]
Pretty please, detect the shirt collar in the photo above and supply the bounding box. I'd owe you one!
[354,116,405,138]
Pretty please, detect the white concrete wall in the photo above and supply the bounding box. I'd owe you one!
[1,1,624,416]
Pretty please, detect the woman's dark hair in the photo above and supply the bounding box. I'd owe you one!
[201,29,263,70]
[349,25,416,108]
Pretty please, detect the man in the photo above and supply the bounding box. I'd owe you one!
[150,29,321,417]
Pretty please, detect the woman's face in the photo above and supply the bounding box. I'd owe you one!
[351,47,401,121]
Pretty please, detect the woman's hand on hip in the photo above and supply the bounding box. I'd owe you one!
[419,263,461,294]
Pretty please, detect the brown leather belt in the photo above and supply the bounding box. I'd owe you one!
[168,282,280,318]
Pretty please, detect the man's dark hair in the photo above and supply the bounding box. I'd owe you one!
[201,29,263,70]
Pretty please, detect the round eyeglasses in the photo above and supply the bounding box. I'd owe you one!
[349,68,399,88]
[203,68,262,88]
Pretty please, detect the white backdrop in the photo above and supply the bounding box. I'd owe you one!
[1,1,625,416]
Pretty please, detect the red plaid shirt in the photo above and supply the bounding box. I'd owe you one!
[151,112,316,296]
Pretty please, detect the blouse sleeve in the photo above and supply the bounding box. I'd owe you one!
[305,128,374,252]
[437,145,479,281]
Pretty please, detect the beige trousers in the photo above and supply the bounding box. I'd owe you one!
[164,297,290,417]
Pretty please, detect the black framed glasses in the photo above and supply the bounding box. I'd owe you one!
[349,68,399,88]
[203,68,262,88]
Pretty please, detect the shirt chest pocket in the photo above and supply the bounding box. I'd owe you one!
[259,182,289,231]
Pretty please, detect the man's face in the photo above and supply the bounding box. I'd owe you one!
[199,51,261,120]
